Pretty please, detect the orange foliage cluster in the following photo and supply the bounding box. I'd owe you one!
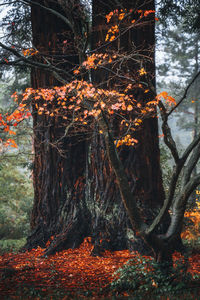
[105,25,119,42]
[22,48,38,57]
[17,79,162,148]
[105,9,158,27]
[105,9,128,24]
[0,238,199,299]
[0,92,31,150]
[137,9,156,18]
[115,134,138,147]
[181,201,200,242]
[2,49,177,151]
[1,75,176,150]
[73,53,117,74]
[3,138,18,148]
[27,80,155,119]
[156,91,176,106]
[82,53,110,69]
[139,67,147,76]
[0,112,18,149]
[23,80,135,119]
[104,9,158,42]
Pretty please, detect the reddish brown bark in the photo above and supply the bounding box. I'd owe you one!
[26,0,170,256]
[91,0,169,254]
[26,0,129,254]
[26,0,90,251]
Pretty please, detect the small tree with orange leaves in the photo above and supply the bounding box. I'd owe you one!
[5,57,200,263]
[1,1,200,264]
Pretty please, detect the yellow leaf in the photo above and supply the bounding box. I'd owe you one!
[127,105,133,111]
[109,36,115,42]
[139,68,147,76]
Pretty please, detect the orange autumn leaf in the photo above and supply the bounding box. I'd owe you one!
[118,12,125,21]
[127,104,133,111]
[5,138,18,148]
[139,67,147,76]
[4,126,10,132]
[22,48,38,57]
[109,35,115,42]
[157,91,176,106]
[8,130,16,135]
[144,10,155,17]
[73,68,80,75]
[105,11,114,23]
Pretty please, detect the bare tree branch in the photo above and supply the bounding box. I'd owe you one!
[19,0,74,31]
[182,142,200,186]
[165,173,200,239]
[181,131,200,162]
[167,70,200,117]
[0,41,72,83]
[145,163,181,235]
[147,101,200,235]
[158,101,179,163]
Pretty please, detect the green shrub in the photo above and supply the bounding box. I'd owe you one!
[111,253,198,299]
[0,156,33,240]
[0,238,26,254]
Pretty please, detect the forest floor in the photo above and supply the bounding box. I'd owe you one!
[0,238,200,299]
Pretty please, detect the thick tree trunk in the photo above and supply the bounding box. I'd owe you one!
[25,0,129,254]
[26,0,171,256]
[91,0,170,255]
[25,0,91,251]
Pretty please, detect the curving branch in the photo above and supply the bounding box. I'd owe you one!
[98,111,146,234]
[147,98,200,235]
[175,173,200,211]
[165,173,200,239]
[182,141,200,186]
[167,70,200,117]
[158,101,179,163]
[145,162,182,235]
[19,0,89,61]
[181,131,200,163]
[0,41,73,83]
[19,0,74,31]
[0,1,17,6]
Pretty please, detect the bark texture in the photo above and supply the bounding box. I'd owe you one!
[91,0,170,254]
[26,0,90,251]
[26,0,129,254]
[26,0,170,256]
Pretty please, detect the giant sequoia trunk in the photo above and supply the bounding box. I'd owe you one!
[26,0,91,251]
[91,0,170,254]
[26,0,170,256]
[26,0,129,254]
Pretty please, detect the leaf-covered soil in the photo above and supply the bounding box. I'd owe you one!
[0,238,199,299]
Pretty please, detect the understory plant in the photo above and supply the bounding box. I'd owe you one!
[111,253,199,299]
